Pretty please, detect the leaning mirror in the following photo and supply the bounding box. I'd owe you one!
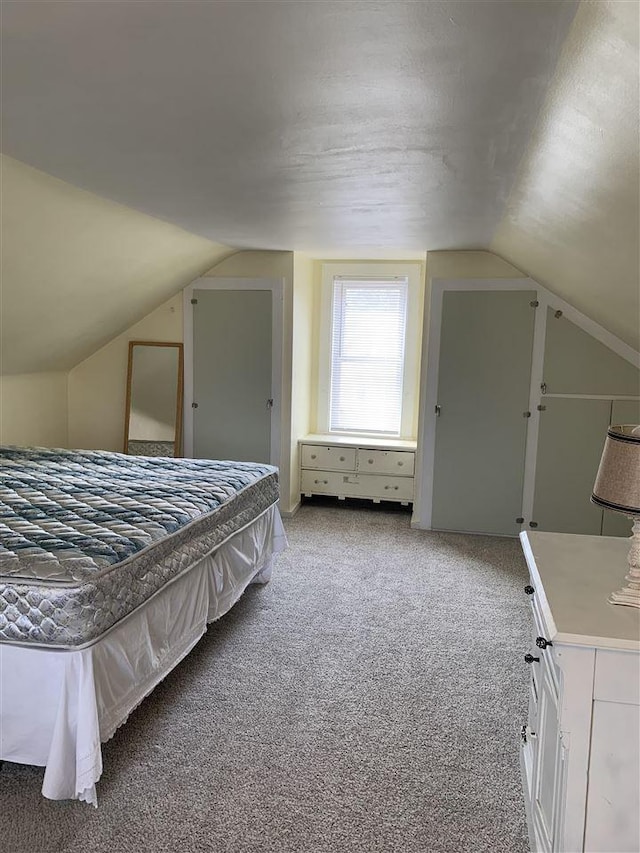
[124,341,184,457]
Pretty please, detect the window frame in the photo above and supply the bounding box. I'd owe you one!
[317,262,422,439]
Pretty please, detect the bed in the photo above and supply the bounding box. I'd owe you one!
[0,446,286,805]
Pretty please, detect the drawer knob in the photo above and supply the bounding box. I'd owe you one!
[368,459,373,464]
[339,456,345,462]
[398,461,403,466]
[524,585,535,596]
[535,636,552,650]
[311,454,317,460]
[524,653,540,664]
[384,485,389,490]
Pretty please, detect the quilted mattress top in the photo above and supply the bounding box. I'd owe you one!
[0,446,279,647]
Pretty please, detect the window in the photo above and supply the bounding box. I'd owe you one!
[318,263,422,438]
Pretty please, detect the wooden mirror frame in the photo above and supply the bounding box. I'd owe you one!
[123,341,184,457]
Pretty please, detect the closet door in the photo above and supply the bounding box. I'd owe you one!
[533,398,610,534]
[431,290,536,535]
[192,288,272,464]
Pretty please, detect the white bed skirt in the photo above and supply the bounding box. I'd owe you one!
[0,504,286,805]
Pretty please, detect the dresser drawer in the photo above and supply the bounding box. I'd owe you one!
[356,449,415,476]
[301,445,356,471]
[301,470,414,501]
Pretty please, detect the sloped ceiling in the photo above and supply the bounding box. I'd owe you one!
[1,0,637,368]
[1,0,576,251]
[492,0,640,350]
[0,156,230,374]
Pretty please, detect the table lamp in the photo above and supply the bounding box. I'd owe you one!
[591,424,640,608]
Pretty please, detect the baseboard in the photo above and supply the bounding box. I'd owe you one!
[279,500,301,519]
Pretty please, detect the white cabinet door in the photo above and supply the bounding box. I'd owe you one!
[584,701,640,853]
[532,663,563,852]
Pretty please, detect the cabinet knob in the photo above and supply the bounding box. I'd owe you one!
[536,636,552,650]
[524,585,535,596]
[524,653,540,664]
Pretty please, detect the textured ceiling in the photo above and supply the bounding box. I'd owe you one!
[492,0,640,350]
[1,0,577,252]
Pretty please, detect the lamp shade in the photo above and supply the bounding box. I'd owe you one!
[592,425,640,515]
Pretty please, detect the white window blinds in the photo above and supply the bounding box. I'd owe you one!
[329,278,408,435]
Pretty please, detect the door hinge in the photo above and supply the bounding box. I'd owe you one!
[523,411,531,418]
[554,309,563,319]
[529,521,538,528]
[537,404,546,412]
[266,398,274,409]
[530,300,539,308]
[540,382,547,394]
[435,404,441,417]
[516,517,524,524]
[192,402,199,409]
[191,298,198,305]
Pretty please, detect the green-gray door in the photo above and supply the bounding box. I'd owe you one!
[193,289,272,463]
[533,398,610,534]
[431,290,536,535]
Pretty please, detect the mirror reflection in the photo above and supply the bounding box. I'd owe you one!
[124,341,183,457]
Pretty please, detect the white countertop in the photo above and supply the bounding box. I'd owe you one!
[521,531,640,651]
[301,434,417,451]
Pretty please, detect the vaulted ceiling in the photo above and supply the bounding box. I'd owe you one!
[2,0,577,251]
[1,0,638,374]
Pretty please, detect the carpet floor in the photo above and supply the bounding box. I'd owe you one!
[0,502,531,853]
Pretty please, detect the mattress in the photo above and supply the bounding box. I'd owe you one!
[0,446,279,648]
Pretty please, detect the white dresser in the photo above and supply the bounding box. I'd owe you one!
[299,435,417,505]
[519,532,640,853]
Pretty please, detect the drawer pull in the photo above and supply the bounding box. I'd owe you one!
[524,585,535,596]
[535,636,553,650]
[314,479,329,485]
[524,654,540,664]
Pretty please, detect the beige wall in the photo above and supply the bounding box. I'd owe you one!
[1,155,229,375]
[290,253,315,510]
[308,257,427,438]
[0,372,68,447]
[68,295,182,452]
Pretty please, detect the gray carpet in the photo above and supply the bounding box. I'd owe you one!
[0,502,531,853]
